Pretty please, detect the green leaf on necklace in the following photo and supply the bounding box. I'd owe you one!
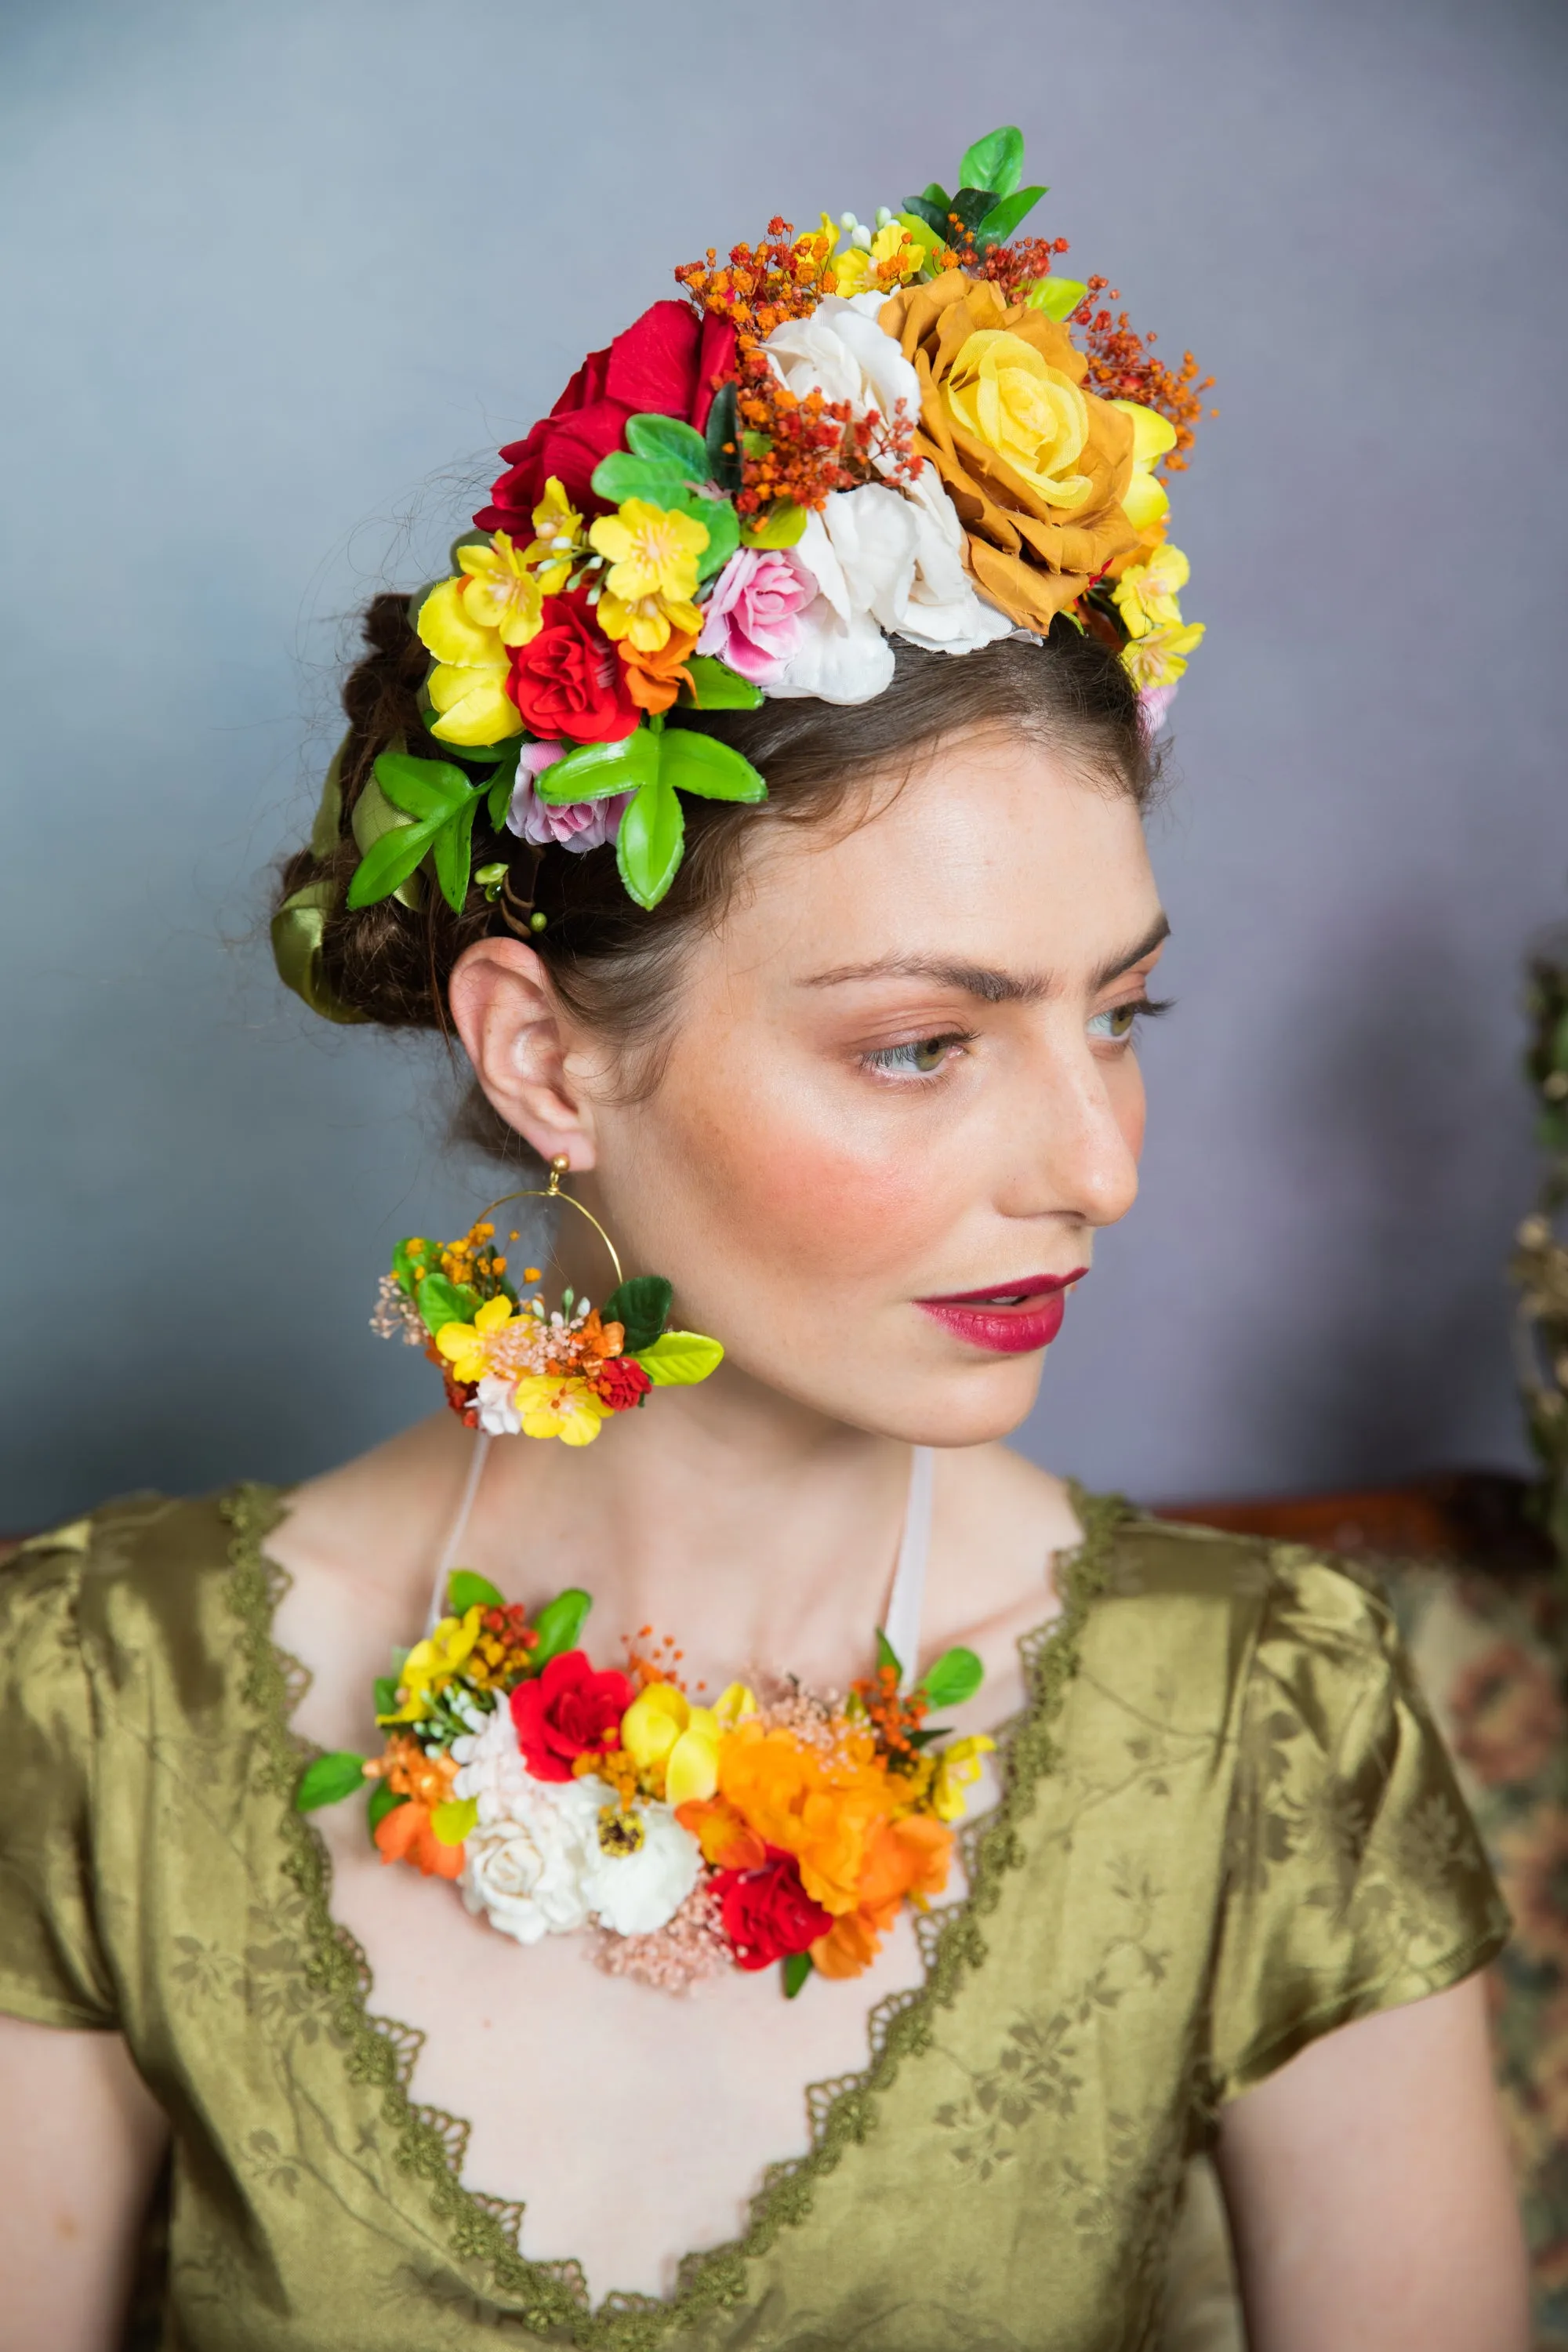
[431,1797,478,1846]
[782,1951,813,1998]
[448,1569,506,1614]
[372,1674,402,1718]
[532,1587,593,1667]
[918,1645,984,1711]
[875,1627,902,1681]
[367,1783,408,1838]
[296,1751,368,1811]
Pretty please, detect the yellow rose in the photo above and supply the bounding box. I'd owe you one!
[943,329,1093,513]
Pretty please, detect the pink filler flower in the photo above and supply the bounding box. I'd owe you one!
[506,739,630,853]
[695,547,811,684]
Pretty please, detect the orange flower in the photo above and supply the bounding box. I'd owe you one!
[810,1813,954,1979]
[877,271,1138,632]
[717,1723,893,1916]
[373,1798,465,1880]
[619,626,698,714]
[676,1793,767,1871]
[575,1308,626,1363]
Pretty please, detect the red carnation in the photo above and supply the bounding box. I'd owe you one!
[506,592,640,746]
[475,301,739,533]
[510,1650,633,1783]
[713,1849,833,1971]
[593,1357,653,1413]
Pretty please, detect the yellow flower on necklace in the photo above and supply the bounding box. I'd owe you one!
[1120,620,1207,692]
[944,329,1092,512]
[416,576,523,750]
[379,1606,484,1724]
[1111,542,1192,641]
[435,1293,518,1388]
[454,531,546,646]
[930,1734,996,1824]
[620,1683,725,1804]
[1110,401,1178,535]
[524,477,583,596]
[514,1373,609,1446]
[588,497,710,653]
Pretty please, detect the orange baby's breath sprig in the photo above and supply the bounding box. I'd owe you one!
[1072,275,1216,474]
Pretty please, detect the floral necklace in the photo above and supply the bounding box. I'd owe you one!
[296,1453,994,1997]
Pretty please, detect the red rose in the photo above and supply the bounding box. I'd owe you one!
[510,1650,633,1783]
[713,1849,833,1971]
[506,592,640,746]
[475,301,739,533]
[593,1358,653,1413]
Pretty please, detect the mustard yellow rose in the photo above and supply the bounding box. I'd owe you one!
[878,273,1138,632]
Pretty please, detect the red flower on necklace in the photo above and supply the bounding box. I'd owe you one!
[510,1650,633,1782]
[712,1848,833,1970]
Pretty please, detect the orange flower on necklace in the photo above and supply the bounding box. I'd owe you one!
[366,1736,466,1878]
[810,1812,953,1978]
[717,1722,894,1915]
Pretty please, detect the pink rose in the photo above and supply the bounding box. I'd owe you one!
[1139,683,1178,736]
[506,739,631,854]
[695,548,811,684]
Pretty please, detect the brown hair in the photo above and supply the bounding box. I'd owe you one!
[276,593,1158,1147]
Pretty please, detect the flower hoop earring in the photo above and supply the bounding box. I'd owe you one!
[372,1156,722,1445]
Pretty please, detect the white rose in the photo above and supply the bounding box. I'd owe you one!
[762,291,921,430]
[474,1374,523,1437]
[457,1776,602,1946]
[579,1790,702,1937]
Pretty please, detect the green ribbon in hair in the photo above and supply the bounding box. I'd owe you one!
[270,737,367,1025]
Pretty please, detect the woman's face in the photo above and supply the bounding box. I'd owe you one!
[486,728,1166,1448]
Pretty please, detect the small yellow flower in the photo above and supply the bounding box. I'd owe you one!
[514,1373,609,1446]
[833,218,920,296]
[379,1607,485,1723]
[1111,542,1192,641]
[588,498,710,653]
[930,1734,996,1824]
[416,577,523,749]
[945,330,1092,512]
[524,477,584,596]
[621,1682,690,1773]
[435,1293,517,1388]
[456,532,545,647]
[1120,620,1207,692]
[1110,401,1178,535]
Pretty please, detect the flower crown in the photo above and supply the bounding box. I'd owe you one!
[288,128,1209,961]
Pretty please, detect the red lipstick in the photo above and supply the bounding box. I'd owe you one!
[915,1270,1087,1356]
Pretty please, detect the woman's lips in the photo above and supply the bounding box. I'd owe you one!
[915,1271,1088,1356]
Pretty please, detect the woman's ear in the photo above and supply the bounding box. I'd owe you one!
[448,938,600,1171]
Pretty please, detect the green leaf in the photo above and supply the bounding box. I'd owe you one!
[372,1674,401,1716]
[688,493,739,581]
[741,498,808,550]
[448,1569,506,1613]
[920,180,952,210]
[532,1587,593,1667]
[590,452,695,506]
[875,1627,903,1681]
[975,184,1047,247]
[536,728,659,804]
[681,655,764,711]
[601,1274,673,1352]
[625,413,709,480]
[346,816,448,911]
[372,751,476,823]
[782,1951,813,1998]
[416,1272,480,1337]
[704,381,742,492]
[661,730,768,804]
[633,1330,724,1386]
[367,1783,408,1838]
[960,126,1024,198]
[391,1236,434,1296]
[1025,275,1087,322]
[901,193,951,240]
[617,772,686,910]
[920,1646,984,1711]
[485,742,522,833]
[431,1797,478,1846]
[295,1751,368,1811]
[947,186,997,234]
[432,792,480,914]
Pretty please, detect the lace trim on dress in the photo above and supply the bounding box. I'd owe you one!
[221,1477,1123,2348]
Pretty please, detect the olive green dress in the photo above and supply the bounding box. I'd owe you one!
[0,1484,1507,2352]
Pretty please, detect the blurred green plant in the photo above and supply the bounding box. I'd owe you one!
[1512,919,1568,1572]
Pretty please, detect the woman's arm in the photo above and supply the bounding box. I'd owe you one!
[1214,1974,1529,2352]
[0,2012,169,2351]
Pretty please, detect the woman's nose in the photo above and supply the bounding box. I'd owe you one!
[1000,1044,1142,1232]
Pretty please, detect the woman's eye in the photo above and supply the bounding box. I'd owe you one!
[1087,996,1169,1045]
[863,1034,966,1079]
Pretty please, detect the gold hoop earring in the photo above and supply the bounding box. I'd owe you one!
[372,1156,722,1446]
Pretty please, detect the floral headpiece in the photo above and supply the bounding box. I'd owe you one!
[281,127,1209,971]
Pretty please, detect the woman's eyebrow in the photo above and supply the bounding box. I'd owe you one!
[801,915,1170,1005]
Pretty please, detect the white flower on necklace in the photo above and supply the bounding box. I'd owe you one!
[575,1780,702,1937]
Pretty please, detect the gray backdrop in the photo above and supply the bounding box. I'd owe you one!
[2,0,1563,1528]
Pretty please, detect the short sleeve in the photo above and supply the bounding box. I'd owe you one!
[1208,1550,1510,2102]
[0,1526,118,2029]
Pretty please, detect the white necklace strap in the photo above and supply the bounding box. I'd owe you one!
[425,1430,492,1634]
[882,1444,935,1693]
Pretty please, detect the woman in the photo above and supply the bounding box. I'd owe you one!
[0,135,1529,2350]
